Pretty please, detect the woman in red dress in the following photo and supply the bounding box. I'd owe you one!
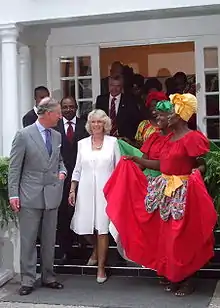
[135,91,167,146]
[105,93,217,296]
[140,100,172,178]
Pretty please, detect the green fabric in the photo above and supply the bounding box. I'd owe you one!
[156,100,173,112]
[117,139,161,177]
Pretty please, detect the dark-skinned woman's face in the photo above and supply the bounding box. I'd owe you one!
[167,112,181,128]
[148,99,158,119]
[156,112,170,129]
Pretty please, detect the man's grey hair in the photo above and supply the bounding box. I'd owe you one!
[37,97,60,115]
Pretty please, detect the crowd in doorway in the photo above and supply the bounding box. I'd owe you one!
[100,61,198,131]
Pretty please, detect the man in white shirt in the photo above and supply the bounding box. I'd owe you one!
[96,75,141,140]
[55,96,88,261]
[22,86,50,127]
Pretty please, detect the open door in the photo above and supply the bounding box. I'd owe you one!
[50,45,100,117]
[195,36,220,143]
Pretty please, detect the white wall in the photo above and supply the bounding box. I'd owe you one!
[30,45,48,90]
[148,51,195,76]
[47,15,220,47]
[0,0,219,24]
[26,14,220,97]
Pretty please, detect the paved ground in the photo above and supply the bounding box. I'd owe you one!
[0,275,219,308]
[210,281,220,308]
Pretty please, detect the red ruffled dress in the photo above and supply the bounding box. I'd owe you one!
[140,131,168,177]
[141,131,167,161]
[105,130,217,283]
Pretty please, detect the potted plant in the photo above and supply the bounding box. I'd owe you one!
[0,157,17,228]
[204,144,220,227]
[0,157,18,283]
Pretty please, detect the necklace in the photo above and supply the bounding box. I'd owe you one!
[94,144,103,149]
[92,138,103,149]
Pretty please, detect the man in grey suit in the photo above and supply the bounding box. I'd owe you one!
[8,97,67,296]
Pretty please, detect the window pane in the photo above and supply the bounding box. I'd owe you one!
[206,95,219,116]
[60,57,75,77]
[61,80,75,98]
[207,119,220,139]
[79,101,93,117]
[78,79,92,99]
[205,72,219,92]
[204,47,218,69]
[77,56,91,76]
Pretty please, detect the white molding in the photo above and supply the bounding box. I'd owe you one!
[47,15,220,48]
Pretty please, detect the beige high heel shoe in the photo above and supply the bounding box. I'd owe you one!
[96,275,107,284]
[86,258,98,266]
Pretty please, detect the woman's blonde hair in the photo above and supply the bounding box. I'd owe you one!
[85,109,112,135]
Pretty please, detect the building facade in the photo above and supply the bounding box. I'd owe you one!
[0,0,219,275]
[0,1,220,156]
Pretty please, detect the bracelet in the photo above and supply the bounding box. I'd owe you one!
[69,190,75,194]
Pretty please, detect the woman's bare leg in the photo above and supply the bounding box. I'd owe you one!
[84,234,98,264]
[97,234,109,277]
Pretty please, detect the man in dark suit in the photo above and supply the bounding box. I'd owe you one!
[22,86,50,127]
[96,75,141,141]
[101,61,123,95]
[56,96,88,261]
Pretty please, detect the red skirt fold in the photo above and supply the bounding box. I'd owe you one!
[105,158,217,282]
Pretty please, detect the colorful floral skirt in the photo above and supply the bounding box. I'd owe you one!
[145,175,188,221]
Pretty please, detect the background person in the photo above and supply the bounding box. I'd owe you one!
[56,96,89,262]
[22,86,50,127]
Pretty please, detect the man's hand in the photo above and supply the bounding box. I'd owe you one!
[9,198,20,213]
[58,172,66,180]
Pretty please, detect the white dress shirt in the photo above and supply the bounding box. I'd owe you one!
[63,116,76,134]
[109,94,121,115]
[35,120,48,143]
[34,105,38,115]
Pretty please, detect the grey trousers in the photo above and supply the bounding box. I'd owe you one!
[19,207,58,287]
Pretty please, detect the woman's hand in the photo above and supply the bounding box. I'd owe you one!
[123,155,135,161]
[68,191,76,206]
[192,165,205,175]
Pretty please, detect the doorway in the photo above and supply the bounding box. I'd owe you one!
[100,42,195,91]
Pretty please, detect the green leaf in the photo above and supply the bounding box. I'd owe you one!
[0,157,17,228]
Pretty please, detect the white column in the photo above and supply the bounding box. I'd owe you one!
[19,45,32,122]
[0,47,2,156]
[0,24,19,157]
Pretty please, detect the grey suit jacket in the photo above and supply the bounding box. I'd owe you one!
[8,123,67,210]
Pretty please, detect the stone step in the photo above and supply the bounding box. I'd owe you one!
[36,228,220,278]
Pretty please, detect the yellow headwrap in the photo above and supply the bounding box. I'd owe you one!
[169,93,197,122]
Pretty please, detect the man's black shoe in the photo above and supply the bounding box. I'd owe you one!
[19,286,34,296]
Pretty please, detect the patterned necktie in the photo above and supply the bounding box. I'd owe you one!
[66,121,74,143]
[110,97,117,136]
[45,129,52,156]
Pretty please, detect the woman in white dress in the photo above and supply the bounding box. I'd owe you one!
[68,109,121,283]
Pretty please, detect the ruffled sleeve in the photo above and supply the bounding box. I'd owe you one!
[140,132,160,156]
[184,131,210,157]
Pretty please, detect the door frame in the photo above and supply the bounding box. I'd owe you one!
[47,44,100,113]
[195,35,220,140]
